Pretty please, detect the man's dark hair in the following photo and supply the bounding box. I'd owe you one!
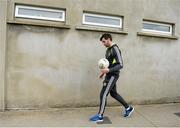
[100,33,112,41]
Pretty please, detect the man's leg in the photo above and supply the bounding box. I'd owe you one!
[110,84,129,108]
[90,76,116,122]
[98,76,118,116]
[110,83,134,117]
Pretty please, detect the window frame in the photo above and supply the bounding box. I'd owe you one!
[142,21,173,35]
[82,12,122,28]
[15,5,65,22]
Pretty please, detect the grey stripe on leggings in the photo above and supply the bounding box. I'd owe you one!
[99,76,115,115]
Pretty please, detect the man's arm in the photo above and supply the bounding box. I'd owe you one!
[109,46,123,73]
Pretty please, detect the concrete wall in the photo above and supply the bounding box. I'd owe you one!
[0,0,7,111]
[1,0,180,109]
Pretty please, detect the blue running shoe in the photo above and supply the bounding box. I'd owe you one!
[124,106,134,117]
[89,114,103,122]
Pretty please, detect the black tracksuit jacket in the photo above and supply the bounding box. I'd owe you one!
[105,44,123,76]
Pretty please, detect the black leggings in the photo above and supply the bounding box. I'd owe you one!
[98,75,129,116]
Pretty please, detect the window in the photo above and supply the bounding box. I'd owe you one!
[15,5,65,22]
[83,13,122,28]
[142,20,172,35]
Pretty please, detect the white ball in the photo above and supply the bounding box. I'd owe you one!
[98,58,109,69]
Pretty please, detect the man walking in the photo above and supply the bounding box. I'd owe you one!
[90,33,134,122]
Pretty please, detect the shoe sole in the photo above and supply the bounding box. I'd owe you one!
[90,119,103,122]
[95,119,103,123]
[126,107,134,118]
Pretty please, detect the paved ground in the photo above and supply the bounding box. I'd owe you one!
[0,103,180,127]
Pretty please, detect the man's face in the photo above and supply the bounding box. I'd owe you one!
[101,38,111,47]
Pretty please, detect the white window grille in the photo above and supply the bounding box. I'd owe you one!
[15,5,65,22]
[142,21,172,35]
[83,13,122,28]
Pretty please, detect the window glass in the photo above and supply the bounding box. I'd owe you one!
[15,5,65,22]
[83,13,122,28]
[142,21,172,35]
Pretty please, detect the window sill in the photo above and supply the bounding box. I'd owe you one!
[137,32,178,40]
[76,25,128,35]
[7,19,71,29]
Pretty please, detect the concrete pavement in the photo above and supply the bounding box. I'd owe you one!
[0,103,180,127]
